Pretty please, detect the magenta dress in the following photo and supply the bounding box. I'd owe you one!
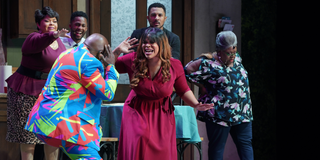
[115,52,191,160]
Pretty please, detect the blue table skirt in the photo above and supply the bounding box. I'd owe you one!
[100,103,201,143]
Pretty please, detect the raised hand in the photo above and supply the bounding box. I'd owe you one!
[113,37,139,56]
[53,28,70,38]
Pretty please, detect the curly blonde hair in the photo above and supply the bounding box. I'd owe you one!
[130,28,172,88]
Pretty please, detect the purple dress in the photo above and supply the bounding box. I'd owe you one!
[6,31,66,96]
[5,31,66,144]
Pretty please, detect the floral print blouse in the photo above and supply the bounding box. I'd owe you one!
[184,53,253,127]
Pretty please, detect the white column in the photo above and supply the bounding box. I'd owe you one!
[111,0,136,84]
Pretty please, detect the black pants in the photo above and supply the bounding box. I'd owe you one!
[205,121,253,160]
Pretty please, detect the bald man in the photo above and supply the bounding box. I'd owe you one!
[24,34,137,160]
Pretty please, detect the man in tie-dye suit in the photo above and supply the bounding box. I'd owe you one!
[24,33,137,160]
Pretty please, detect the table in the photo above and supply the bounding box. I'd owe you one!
[99,103,203,160]
[100,103,201,143]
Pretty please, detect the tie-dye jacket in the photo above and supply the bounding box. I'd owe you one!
[24,44,119,151]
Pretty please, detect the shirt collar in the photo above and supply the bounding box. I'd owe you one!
[61,32,85,48]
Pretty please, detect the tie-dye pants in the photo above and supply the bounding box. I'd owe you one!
[36,134,102,160]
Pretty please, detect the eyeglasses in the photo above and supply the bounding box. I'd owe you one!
[224,51,237,56]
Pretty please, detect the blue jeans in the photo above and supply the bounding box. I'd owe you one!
[205,121,253,160]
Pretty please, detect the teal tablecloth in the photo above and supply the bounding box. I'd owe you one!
[174,105,201,143]
[100,103,201,143]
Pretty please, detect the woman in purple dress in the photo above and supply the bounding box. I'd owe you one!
[5,6,70,160]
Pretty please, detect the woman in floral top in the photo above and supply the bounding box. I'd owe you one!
[184,31,253,160]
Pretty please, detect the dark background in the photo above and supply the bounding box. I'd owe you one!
[242,0,276,159]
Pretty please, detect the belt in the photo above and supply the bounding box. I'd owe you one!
[16,65,49,80]
[130,95,175,113]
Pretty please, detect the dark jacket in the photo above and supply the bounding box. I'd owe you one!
[130,27,181,60]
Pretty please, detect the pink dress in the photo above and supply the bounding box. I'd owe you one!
[115,52,190,160]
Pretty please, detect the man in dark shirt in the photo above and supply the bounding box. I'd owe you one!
[130,2,180,60]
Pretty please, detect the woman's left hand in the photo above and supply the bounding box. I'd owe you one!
[194,102,214,111]
[53,28,71,38]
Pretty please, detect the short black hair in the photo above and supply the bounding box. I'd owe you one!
[148,2,166,15]
[70,11,88,23]
[35,6,59,30]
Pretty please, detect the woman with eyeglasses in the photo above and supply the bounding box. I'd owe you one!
[184,31,254,160]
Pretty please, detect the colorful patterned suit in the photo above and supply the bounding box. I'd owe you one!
[24,44,119,160]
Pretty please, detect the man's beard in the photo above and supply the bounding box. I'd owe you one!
[152,21,164,29]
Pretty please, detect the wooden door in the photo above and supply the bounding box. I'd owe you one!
[43,0,77,30]
[10,0,43,38]
[9,0,77,38]
[172,1,196,159]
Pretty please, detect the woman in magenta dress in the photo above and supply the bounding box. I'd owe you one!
[115,27,213,160]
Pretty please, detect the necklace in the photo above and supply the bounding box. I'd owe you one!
[49,40,58,50]
[213,52,227,66]
[215,52,233,67]
[218,56,227,66]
